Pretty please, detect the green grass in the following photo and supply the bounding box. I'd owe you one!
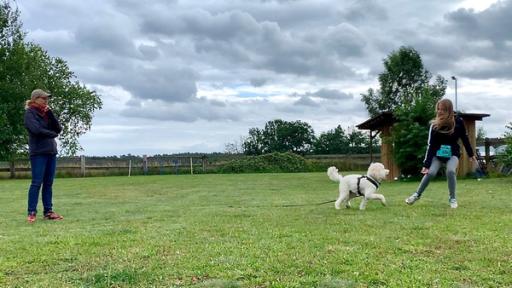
[0,173,511,287]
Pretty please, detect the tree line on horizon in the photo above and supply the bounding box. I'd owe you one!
[225,119,379,156]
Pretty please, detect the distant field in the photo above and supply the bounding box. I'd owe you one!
[0,173,511,287]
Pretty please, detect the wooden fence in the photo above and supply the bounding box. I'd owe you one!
[0,153,379,179]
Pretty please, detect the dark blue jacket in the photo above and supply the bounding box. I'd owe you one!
[24,108,62,156]
[423,117,474,169]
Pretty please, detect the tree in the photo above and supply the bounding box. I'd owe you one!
[361,46,447,117]
[0,1,102,166]
[497,122,512,169]
[224,137,244,154]
[242,119,316,155]
[242,128,265,155]
[346,127,371,154]
[313,125,349,154]
[476,126,486,144]
[391,87,440,175]
[361,46,446,176]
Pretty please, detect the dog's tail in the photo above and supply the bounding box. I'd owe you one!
[327,166,342,182]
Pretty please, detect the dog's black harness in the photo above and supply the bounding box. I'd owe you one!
[353,175,380,196]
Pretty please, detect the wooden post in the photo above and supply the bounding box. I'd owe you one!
[128,160,132,177]
[380,126,399,180]
[369,130,373,163]
[484,138,491,167]
[173,159,179,175]
[9,160,15,179]
[80,155,86,177]
[190,157,193,175]
[460,119,476,176]
[143,155,148,175]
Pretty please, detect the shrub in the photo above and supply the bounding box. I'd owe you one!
[497,122,512,174]
[218,152,306,173]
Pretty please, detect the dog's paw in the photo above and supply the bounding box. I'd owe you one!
[381,199,387,206]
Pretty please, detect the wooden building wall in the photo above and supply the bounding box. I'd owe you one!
[380,126,400,180]
[459,119,476,176]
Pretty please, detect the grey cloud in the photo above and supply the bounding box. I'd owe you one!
[259,0,300,3]
[340,0,388,23]
[126,67,198,102]
[250,78,268,87]
[138,45,160,61]
[324,23,367,58]
[461,63,512,80]
[142,10,261,41]
[75,21,138,57]
[294,96,319,107]
[141,9,358,78]
[314,89,353,100]
[121,98,240,122]
[79,56,198,103]
[445,1,512,44]
[292,88,353,100]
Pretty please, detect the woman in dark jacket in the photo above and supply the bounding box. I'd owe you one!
[405,98,476,209]
[24,89,64,223]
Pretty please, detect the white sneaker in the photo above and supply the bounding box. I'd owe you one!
[449,199,458,209]
[405,193,420,205]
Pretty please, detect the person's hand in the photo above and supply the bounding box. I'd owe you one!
[469,156,477,162]
[421,167,429,174]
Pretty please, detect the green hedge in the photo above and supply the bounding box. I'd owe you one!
[217,152,371,174]
[218,152,307,173]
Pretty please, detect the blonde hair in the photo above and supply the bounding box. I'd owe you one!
[432,98,455,134]
[25,99,36,109]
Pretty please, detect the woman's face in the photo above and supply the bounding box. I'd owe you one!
[436,103,449,116]
[34,96,49,106]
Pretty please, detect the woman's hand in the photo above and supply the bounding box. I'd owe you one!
[469,156,477,162]
[421,167,429,174]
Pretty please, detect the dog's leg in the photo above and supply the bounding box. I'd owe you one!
[365,193,387,206]
[335,185,349,210]
[359,197,368,210]
[345,194,356,208]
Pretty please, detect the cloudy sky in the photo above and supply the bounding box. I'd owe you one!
[17,0,511,156]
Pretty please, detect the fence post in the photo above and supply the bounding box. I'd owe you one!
[190,157,193,175]
[128,160,132,177]
[173,159,179,175]
[80,155,86,177]
[143,155,148,175]
[484,138,491,167]
[9,160,16,179]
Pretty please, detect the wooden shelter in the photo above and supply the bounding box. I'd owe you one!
[356,112,490,180]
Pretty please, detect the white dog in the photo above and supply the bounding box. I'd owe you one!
[327,163,389,210]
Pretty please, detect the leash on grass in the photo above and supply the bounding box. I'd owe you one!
[227,199,336,208]
[278,199,336,207]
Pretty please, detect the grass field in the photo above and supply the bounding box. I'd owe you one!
[0,173,511,287]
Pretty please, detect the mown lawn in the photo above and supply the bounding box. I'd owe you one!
[0,173,511,287]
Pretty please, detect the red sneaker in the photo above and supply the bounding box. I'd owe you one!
[27,213,36,223]
[43,211,64,220]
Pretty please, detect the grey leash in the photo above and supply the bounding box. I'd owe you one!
[278,199,336,207]
[227,199,336,208]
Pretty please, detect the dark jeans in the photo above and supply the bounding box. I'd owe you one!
[27,154,57,215]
